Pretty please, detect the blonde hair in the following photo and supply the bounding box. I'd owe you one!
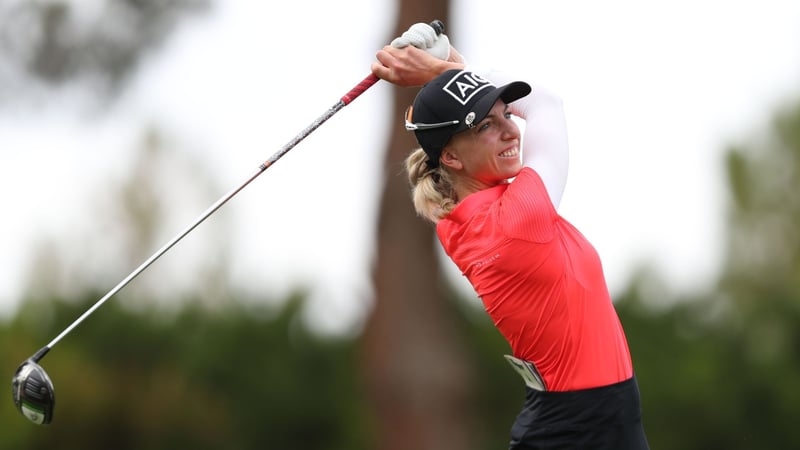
[404,148,458,223]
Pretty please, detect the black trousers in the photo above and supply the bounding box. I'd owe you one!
[509,376,650,450]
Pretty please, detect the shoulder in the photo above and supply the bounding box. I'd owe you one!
[499,168,558,242]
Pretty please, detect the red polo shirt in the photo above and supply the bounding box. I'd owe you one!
[437,167,633,391]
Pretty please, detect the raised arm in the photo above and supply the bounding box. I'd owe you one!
[474,69,570,209]
[372,45,463,87]
[373,23,569,208]
[371,22,465,87]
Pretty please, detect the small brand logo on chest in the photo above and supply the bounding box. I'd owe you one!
[473,252,500,269]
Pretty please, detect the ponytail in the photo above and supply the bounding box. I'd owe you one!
[404,148,458,223]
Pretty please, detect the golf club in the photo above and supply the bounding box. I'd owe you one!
[11,19,445,425]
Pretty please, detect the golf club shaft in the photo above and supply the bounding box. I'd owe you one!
[40,72,381,356]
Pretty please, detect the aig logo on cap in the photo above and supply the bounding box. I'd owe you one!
[442,71,494,105]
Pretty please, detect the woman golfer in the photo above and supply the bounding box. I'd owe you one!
[371,23,650,449]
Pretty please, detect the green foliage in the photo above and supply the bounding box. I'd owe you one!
[1,288,528,450]
[2,292,369,450]
[616,280,800,449]
[613,96,800,450]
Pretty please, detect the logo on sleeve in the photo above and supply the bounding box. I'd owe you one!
[443,71,494,105]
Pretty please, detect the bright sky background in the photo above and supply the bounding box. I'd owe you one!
[2,1,800,333]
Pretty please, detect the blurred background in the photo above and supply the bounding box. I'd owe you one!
[1,0,799,449]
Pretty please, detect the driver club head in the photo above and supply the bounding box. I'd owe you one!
[12,359,55,425]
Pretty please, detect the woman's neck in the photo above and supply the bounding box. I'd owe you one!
[454,177,510,203]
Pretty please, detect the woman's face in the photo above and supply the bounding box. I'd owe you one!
[441,100,522,191]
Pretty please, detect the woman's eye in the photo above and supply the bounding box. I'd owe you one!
[504,111,512,119]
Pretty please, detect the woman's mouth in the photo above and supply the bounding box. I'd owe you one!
[499,147,519,158]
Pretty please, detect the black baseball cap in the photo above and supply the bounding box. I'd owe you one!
[404,69,531,168]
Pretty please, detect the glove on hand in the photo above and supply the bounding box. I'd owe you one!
[390,22,450,60]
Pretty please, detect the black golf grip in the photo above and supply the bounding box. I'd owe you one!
[431,19,444,35]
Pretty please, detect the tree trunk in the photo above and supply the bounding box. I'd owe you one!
[360,3,478,450]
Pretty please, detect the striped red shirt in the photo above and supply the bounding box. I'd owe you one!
[437,167,633,391]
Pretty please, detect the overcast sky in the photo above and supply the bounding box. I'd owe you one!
[2,1,800,333]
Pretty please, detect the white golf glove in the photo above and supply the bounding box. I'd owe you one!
[391,22,450,60]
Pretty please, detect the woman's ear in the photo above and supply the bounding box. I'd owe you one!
[440,148,463,171]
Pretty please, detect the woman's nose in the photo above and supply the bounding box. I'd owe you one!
[501,120,518,139]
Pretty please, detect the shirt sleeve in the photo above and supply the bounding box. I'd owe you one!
[467,67,570,209]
